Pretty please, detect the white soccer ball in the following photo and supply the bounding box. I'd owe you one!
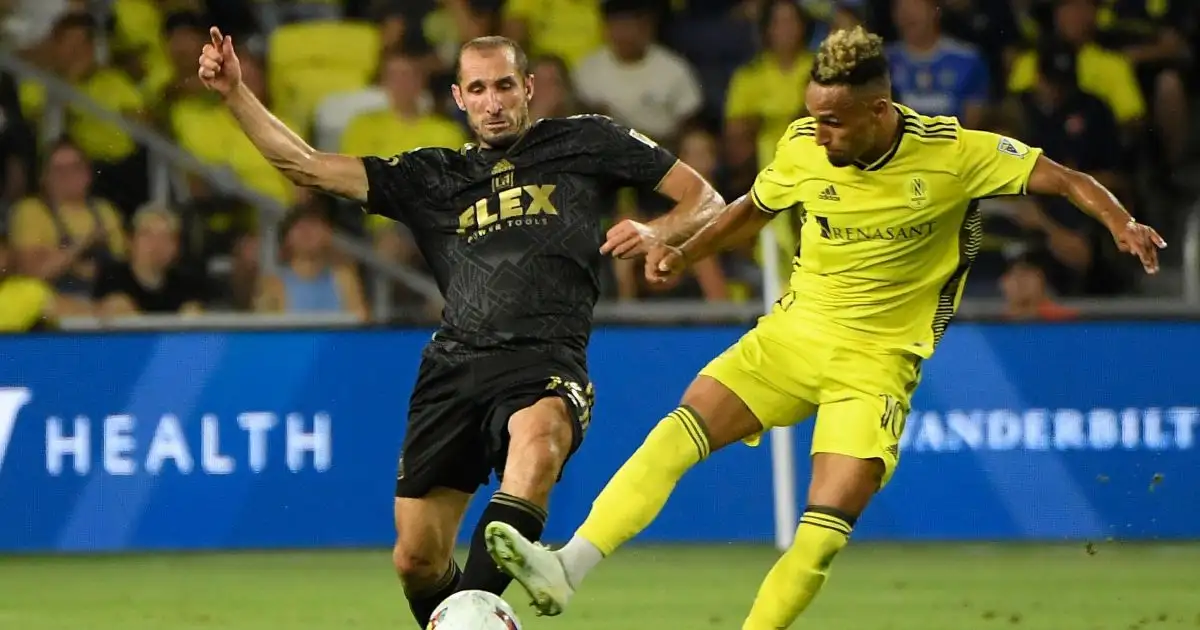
[428,590,521,630]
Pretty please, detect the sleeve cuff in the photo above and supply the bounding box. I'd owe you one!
[750,188,782,215]
[1018,149,1044,196]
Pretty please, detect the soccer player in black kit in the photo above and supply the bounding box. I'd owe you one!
[199,27,724,626]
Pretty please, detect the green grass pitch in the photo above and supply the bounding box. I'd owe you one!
[1,543,1197,629]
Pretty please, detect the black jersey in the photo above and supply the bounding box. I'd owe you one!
[362,115,679,358]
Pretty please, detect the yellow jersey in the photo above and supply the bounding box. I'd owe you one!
[20,68,146,162]
[171,96,297,207]
[724,53,815,168]
[750,104,1043,358]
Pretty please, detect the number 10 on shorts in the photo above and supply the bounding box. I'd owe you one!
[878,394,906,440]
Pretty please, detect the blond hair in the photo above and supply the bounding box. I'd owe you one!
[132,202,180,234]
[811,26,889,87]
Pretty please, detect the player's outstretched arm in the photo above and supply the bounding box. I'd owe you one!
[600,161,725,259]
[1026,155,1166,274]
[198,27,368,202]
[646,163,728,246]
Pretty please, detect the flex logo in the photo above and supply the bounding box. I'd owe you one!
[0,387,32,474]
[458,185,559,242]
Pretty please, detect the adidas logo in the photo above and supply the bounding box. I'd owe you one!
[818,185,840,201]
[492,159,514,175]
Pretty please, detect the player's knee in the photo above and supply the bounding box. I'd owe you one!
[508,400,574,474]
[807,453,883,517]
[392,541,446,586]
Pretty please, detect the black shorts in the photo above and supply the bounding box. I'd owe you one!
[394,349,594,498]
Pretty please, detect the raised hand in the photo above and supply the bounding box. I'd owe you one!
[197,26,242,95]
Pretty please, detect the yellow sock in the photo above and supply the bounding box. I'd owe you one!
[742,506,854,630]
[576,406,710,555]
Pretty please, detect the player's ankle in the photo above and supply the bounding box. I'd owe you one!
[557,534,603,588]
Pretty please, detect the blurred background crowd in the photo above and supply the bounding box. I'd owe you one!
[0,0,1197,332]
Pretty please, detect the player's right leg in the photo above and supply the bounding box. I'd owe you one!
[394,355,488,626]
[487,328,816,616]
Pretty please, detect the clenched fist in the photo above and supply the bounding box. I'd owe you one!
[197,26,242,95]
[644,243,687,285]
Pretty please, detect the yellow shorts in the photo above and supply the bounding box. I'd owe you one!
[699,314,922,487]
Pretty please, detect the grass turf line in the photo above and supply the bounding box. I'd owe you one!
[0,543,1197,630]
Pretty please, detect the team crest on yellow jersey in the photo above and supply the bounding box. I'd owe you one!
[997,136,1028,158]
[907,177,929,209]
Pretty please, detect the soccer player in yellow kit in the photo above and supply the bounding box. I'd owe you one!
[485,26,1166,629]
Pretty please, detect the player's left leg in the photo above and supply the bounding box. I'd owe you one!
[457,395,576,595]
[740,349,918,630]
[457,354,592,598]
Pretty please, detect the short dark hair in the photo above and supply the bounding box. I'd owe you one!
[758,0,811,43]
[43,136,87,166]
[456,36,530,83]
[810,26,889,88]
[51,12,97,39]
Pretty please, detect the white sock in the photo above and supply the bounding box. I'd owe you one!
[555,534,604,588]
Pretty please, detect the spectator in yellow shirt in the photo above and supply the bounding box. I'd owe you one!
[1007,0,1145,127]
[153,11,210,119]
[339,47,467,160]
[724,0,814,291]
[20,13,148,212]
[7,138,126,313]
[502,0,604,68]
[725,0,815,169]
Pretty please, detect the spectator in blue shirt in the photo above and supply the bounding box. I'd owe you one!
[885,0,989,129]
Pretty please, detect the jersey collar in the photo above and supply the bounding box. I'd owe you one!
[853,105,907,172]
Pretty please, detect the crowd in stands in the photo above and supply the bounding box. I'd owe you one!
[0,0,1196,332]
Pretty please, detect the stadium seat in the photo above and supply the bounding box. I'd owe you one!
[267,20,380,136]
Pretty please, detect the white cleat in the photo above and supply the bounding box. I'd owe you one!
[484,521,575,616]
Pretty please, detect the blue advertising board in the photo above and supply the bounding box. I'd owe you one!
[0,323,1196,553]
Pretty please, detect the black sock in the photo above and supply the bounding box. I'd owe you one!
[406,559,461,627]
[459,491,548,595]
